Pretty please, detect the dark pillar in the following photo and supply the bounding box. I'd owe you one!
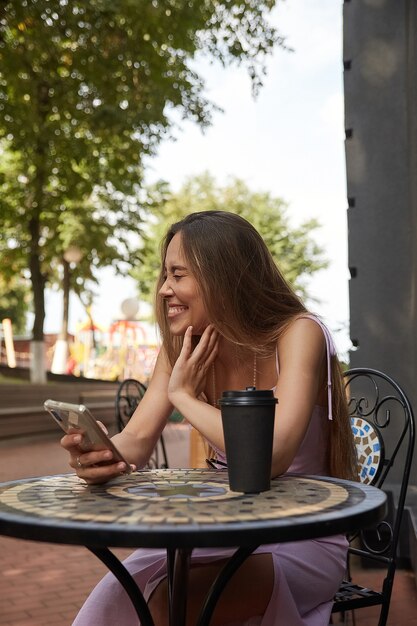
[344,0,417,488]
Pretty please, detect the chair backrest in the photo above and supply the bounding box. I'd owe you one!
[351,415,385,484]
[115,378,147,432]
[343,367,415,561]
[115,378,169,469]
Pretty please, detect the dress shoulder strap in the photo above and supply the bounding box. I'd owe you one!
[297,313,336,421]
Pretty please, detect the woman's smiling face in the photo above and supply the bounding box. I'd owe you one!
[158,232,209,335]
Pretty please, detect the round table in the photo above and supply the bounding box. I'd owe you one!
[0,469,387,626]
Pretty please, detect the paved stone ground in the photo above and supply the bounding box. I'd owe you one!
[0,428,416,625]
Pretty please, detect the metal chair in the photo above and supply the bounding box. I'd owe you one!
[115,378,169,469]
[331,367,415,626]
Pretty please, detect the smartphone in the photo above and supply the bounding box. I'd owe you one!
[44,398,132,474]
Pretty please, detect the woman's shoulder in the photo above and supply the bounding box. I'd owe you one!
[281,313,336,359]
[278,314,327,359]
[285,312,327,337]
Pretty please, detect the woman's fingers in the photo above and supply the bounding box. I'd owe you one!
[60,432,83,454]
[169,324,219,400]
[206,326,219,356]
[182,325,193,351]
[191,325,218,365]
[70,447,114,469]
[61,432,135,484]
[69,451,134,485]
[71,461,130,485]
[179,325,217,366]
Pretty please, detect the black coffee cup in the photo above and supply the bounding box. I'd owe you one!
[219,387,277,493]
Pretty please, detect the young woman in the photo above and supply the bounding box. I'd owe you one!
[62,211,357,626]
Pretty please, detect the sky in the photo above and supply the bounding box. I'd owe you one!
[44,0,351,356]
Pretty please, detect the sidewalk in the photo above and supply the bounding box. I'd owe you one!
[1,431,416,625]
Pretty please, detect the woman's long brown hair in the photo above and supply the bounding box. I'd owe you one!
[155,211,357,480]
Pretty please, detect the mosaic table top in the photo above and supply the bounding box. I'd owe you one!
[0,469,386,549]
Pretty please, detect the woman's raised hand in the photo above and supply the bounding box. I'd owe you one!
[168,324,218,403]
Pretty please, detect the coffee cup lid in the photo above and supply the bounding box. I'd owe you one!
[219,387,278,406]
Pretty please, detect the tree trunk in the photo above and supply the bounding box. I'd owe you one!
[29,213,47,382]
[60,259,70,340]
[29,218,45,342]
[51,259,70,375]
[28,81,50,383]
[30,340,46,384]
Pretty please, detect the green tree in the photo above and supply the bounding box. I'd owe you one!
[0,0,285,381]
[134,173,328,305]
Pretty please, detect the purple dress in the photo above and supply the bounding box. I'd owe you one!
[72,316,348,626]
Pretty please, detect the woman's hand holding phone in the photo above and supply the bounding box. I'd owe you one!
[44,399,137,485]
[60,429,136,485]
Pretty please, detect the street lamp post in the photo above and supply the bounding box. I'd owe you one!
[51,246,83,374]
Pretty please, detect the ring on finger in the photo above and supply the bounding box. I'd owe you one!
[76,456,83,469]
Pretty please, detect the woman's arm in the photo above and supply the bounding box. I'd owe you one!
[271,317,326,477]
[60,349,174,484]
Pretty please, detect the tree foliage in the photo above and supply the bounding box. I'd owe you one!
[134,173,328,306]
[0,0,284,349]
